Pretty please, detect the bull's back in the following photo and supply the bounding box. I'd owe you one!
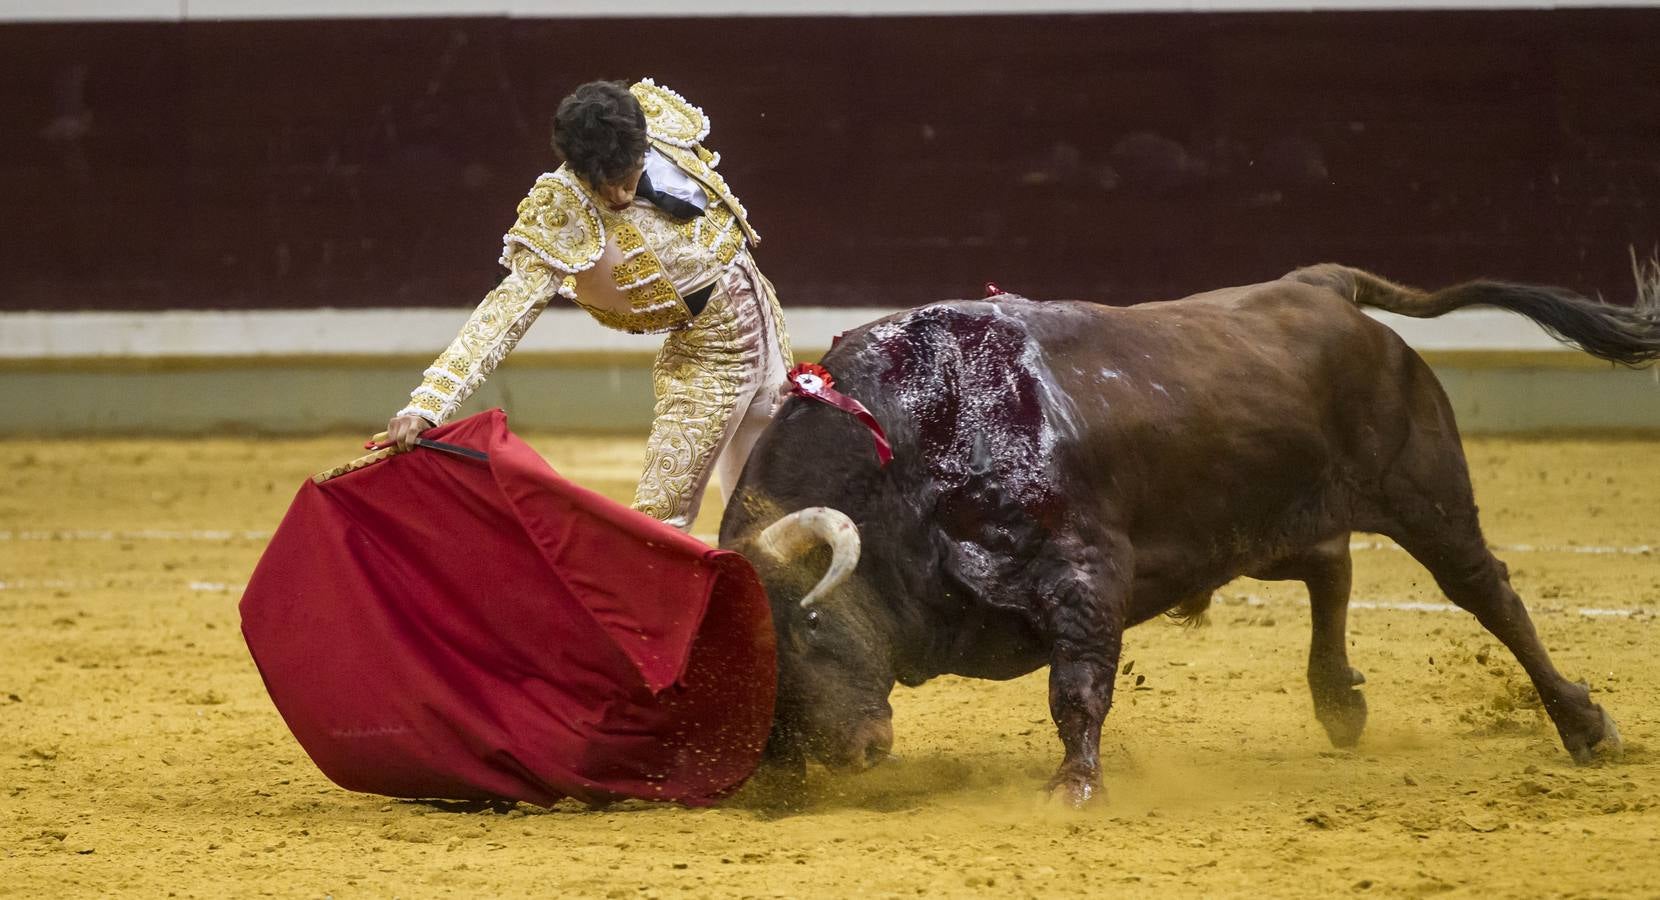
[829,280,1427,530]
[1036,278,1399,406]
[1022,279,1427,560]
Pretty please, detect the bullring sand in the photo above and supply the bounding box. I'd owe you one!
[2,435,1657,897]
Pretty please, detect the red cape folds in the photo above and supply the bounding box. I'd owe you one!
[239,410,776,807]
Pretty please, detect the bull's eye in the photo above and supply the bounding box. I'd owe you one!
[803,608,820,630]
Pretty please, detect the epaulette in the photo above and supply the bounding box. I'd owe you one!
[501,169,606,276]
[630,78,710,149]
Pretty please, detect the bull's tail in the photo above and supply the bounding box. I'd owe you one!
[1286,263,1660,367]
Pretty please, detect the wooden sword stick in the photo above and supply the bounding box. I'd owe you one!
[314,431,489,484]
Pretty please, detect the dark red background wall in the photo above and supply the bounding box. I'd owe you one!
[3,9,1657,312]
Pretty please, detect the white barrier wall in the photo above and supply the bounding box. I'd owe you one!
[0,306,1580,360]
[5,307,1658,434]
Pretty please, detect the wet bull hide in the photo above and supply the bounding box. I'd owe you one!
[719,264,1658,806]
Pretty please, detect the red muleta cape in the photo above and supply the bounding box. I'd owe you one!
[239,410,776,807]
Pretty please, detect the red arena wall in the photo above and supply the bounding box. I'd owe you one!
[2,8,1658,312]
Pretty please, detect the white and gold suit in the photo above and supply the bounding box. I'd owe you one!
[397,80,794,531]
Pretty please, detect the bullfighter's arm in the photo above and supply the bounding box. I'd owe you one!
[396,246,558,425]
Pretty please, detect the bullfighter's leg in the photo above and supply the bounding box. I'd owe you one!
[631,380,741,532]
[1044,537,1129,807]
[1257,536,1367,746]
[636,270,786,532]
[713,359,788,506]
[1377,420,1620,762]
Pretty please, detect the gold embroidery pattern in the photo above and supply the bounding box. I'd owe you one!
[632,290,747,524]
[716,223,743,265]
[698,203,737,256]
[435,348,471,379]
[631,79,710,149]
[755,265,795,369]
[630,278,681,310]
[503,169,606,274]
[397,248,557,423]
[613,222,646,254]
[572,284,691,335]
[616,198,742,295]
[611,252,664,288]
[405,393,445,419]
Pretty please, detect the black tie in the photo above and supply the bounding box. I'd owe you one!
[635,171,705,220]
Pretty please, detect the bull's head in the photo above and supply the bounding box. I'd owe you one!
[749,507,899,776]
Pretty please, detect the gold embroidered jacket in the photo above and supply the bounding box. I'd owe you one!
[398,79,770,425]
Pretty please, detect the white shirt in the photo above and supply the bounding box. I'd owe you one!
[642,148,708,212]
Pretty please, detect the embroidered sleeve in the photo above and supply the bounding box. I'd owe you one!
[396,247,557,424]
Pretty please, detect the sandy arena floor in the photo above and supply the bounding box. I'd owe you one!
[2,433,1658,898]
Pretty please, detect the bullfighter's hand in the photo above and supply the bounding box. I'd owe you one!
[386,415,434,451]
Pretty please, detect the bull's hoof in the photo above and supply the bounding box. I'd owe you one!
[1312,667,1368,748]
[1569,707,1623,765]
[1043,773,1104,809]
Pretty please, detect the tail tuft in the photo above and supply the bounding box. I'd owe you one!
[1632,246,1660,318]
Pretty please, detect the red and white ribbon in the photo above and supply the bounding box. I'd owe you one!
[787,363,893,467]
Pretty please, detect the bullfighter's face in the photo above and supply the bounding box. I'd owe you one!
[591,156,646,212]
[772,577,898,773]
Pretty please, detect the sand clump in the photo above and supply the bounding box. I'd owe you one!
[2,434,1658,897]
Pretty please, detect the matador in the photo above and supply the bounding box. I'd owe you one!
[386,79,793,531]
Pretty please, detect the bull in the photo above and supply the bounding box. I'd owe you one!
[719,264,1658,806]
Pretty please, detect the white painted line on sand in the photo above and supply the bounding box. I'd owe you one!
[1,578,1651,621]
[1218,592,1654,620]
[0,578,247,592]
[5,530,1650,559]
[1351,539,1653,557]
[0,529,273,542]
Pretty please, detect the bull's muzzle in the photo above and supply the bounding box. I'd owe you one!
[838,715,895,774]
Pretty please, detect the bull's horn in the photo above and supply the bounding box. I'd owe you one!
[756,507,861,608]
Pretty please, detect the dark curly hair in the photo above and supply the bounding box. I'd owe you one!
[552,80,649,187]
